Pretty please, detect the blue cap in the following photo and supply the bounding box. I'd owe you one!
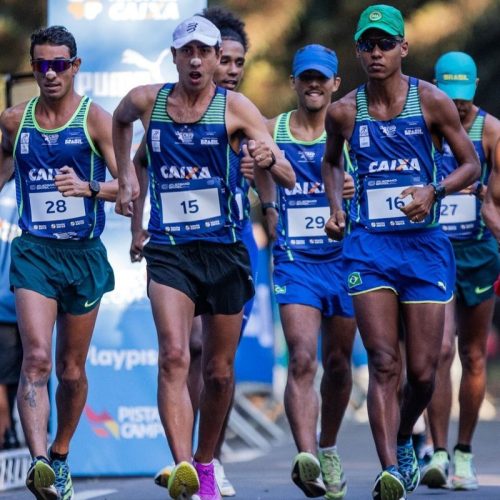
[292,44,338,78]
[435,52,477,101]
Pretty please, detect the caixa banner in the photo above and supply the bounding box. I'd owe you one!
[48,0,206,476]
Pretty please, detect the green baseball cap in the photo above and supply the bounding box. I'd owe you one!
[434,51,477,101]
[354,4,405,41]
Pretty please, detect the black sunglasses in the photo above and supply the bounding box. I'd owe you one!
[31,57,77,74]
[357,37,402,53]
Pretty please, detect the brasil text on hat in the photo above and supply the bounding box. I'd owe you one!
[434,51,477,101]
[292,44,338,79]
[354,4,405,41]
[172,15,221,49]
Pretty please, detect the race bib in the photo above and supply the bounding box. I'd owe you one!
[29,190,86,222]
[440,193,477,237]
[364,175,429,231]
[285,195,331,248]
[159,178,224,233]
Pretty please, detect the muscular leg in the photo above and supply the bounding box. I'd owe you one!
[187,316,203,425]
[455,297,494,446]
[354,290,401,468]
[194,311,242,463]
[149,280,195,463]
[318,315,356,447]
[280,304,322,453]
[15,289,57,458]
[426,299,456,450]
[399,302,446,439]
[51,307,100,454]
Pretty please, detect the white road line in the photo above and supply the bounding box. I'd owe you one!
[74,489,117,500]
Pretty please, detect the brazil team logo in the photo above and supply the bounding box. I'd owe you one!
[348,272,362,288]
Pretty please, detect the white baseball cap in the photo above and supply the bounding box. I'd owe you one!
[172,15,222,49]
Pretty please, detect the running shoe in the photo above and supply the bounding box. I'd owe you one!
[318,448,347,499]
[396,439,420,493]
[154,464,173,488]
[168,461,200,499]
[51,453,74,500]
[26,457,58,500]
[291,451,326,498]
[213,459,235,497]
[451,449,478,490]
[194,460,221,500]
[372,466,406,500]
[420,450,449,488]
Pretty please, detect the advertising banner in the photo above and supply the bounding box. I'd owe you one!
[48,0,205,476]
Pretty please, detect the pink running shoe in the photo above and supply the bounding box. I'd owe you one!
[193,460,222,500]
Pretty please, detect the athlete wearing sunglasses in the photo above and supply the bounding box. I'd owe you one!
[357,36,403,53]
[323,5,480,500]
[31,57,77,74]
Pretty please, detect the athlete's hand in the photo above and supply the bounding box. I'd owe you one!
[324,210,346,241]
[240,144,255,182]
[343,172,355,200]
[115,182,135,217]
[247,140,274,170]
[130,229,149,263]
[264,207,279,241]
[399,185,435,223]
[55,166,90,197]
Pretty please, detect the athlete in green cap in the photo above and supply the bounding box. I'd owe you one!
[322,5,480,500]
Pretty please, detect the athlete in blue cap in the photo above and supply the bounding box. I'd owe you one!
[421,51,500,491]
[261,44,356,499]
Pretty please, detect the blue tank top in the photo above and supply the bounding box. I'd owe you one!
[273,111,342,263]
[440,109,490,240]
[13,96,107,239]
[0,180,21,323]
[146,83,241,245]
[349,77,442,232]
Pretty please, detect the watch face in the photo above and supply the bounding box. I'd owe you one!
[90,180,100,194]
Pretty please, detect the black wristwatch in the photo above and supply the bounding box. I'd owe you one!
[261,201,279,215]
[89,180,101,198]
[263,152,277,171]
[429,181,446,201]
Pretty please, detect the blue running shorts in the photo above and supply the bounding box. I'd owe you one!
[343,226,455,303]
[273,256,354,318]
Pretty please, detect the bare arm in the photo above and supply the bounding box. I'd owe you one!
[400,83,480,220]
[112,84,158,216]
[55,103,123,202]
[322,99,354,241]
[130,137,150,262]
[0,105,23,192]
[482,138,500,239]
[227,93,295,189]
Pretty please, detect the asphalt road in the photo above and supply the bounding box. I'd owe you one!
[2,418,499,499]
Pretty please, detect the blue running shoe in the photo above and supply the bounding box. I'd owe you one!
[397,439,420,493]
[372,466,406,500]
[50,452,74,500]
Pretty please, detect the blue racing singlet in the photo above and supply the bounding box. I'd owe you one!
[273,111,341,263]
[440,109,490,240]
[13,96,107,239]
[146,83,241,245]
[349,77,442,232]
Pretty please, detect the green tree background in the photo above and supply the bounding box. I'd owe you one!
[1,0,499,117]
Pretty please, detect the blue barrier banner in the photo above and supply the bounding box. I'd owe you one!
[235,246,274,384]
[48,0,205,476]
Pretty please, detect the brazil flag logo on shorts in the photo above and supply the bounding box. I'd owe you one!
[348,272,362,289]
